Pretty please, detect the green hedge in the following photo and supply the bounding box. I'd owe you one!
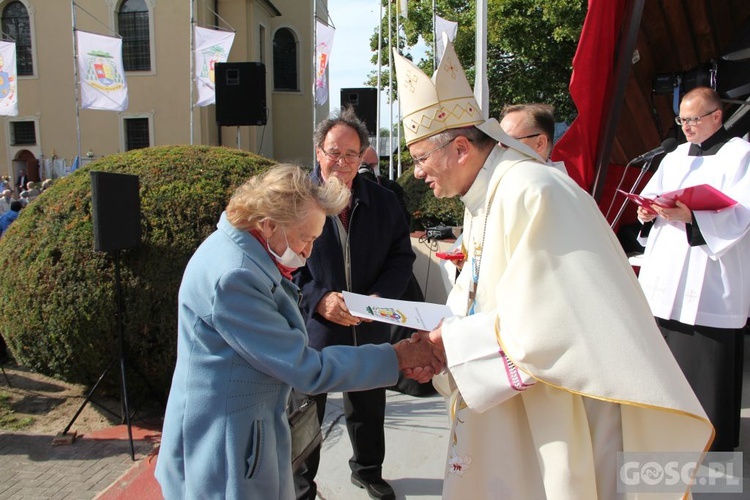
[0,145,274,398]
[397,166,464,231]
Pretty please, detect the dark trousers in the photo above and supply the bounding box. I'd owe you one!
[292,387,386,500]
[657,318,744,451]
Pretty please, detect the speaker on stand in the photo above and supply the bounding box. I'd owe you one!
[215,62,267,127]
[341,87,378,136]
[61,171,141,459]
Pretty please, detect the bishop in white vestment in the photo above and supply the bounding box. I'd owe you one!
[394,39,713,499]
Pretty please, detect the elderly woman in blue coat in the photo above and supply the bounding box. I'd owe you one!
[155,164,439,499]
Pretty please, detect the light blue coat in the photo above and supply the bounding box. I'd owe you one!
[155,213,399,499]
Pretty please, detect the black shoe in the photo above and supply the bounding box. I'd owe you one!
[350,474,395,500]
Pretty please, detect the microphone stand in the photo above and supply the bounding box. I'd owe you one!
[610,157,653,230]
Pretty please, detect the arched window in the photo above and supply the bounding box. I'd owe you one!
[1,1,32,76]
[117,0,150,71]
[273,28,298,91]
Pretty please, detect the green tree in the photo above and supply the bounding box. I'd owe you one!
[366,0,586,122]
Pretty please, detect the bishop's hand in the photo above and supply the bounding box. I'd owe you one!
[393,335,445,383]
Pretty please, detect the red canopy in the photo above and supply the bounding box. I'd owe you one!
[551,0,628,192]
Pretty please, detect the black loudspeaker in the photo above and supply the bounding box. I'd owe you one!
[215,62,267,126]
[91,171,141,252]
[341,87,377,135]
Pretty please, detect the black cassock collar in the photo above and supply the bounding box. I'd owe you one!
[687,128,731,157]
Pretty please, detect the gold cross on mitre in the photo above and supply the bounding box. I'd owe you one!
[392,33,483,146]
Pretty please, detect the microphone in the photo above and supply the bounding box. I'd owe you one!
[630,138,679,164]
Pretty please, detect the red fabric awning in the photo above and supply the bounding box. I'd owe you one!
[551,0,628,192]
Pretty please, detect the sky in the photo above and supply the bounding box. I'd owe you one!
[324,0,427,129]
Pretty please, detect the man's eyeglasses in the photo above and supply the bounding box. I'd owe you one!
[675,109,718,127]
[411,137,456,168]
[320,149,361,164]
[512,133,542,140]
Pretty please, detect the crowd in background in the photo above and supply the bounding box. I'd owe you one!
[0,170,54,237]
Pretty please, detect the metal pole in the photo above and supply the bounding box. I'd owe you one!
[312,1,317,167]
[71,1,82,162]
[189,0,195,145]
[388,0,393,180]
[475,0,489,118]
[376,0,383,164]
[432,0,436,71]
[113,249,135,461]
[396,2,401,178]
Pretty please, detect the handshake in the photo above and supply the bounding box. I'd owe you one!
[392,329,446,384]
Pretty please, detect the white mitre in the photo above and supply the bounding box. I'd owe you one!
[393,37,545,163]
[392,40,482,145]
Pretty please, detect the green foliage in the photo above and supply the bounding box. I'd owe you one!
[366,0,587,122]
[397,166,463,232]
[487,0,586,122]
[0,145,275,399]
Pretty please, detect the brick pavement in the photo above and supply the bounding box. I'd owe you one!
[0,425,159,500]
[2,334,750,500]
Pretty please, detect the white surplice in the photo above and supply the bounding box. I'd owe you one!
[637,138,750,328]
[433,147,712,499]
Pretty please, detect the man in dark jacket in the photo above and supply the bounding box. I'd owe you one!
[15,170,27,196]
[292,107,416,500]
[357,146,410,226]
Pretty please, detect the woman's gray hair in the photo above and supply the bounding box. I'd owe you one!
[226,164,350,231]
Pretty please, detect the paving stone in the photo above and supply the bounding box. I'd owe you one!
[0,428,157,500]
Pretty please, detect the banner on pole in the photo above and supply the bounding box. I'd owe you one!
[76,31,128,111]
[194,27,235,106]
[315,21,335,106]
[0,41,18,116]
[397,0,408,18]
[435,15,458,64]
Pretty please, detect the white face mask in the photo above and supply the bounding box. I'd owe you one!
[267,229,306,268]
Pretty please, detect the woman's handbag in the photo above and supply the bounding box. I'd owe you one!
[288,398,322,471]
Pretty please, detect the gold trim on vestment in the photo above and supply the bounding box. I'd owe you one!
[491,319,715,441]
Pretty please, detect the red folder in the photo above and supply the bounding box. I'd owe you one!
[618,184,737,213]
[436,250,466,262]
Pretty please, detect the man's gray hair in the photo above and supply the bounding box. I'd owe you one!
[313,106,370,152]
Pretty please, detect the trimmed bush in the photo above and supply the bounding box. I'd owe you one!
[397,166,464,231]
[0,145,274,398]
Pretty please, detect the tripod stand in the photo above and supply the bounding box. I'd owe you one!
[61,249,135,460]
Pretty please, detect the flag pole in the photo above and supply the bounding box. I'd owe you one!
[312,1,317,167]
[432,0,436,71]
[475,0,489,119]
[387,0,393,180]
[376,0,382,167]
[396,2,402,178]
[71,1,82,162]
[189,0,195,145]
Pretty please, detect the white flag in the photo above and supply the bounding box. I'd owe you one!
[194,27,235,107]
[76,31,128,111]
[0,41,18,116]
[435,15,458,64]
[315,21,335,106]
[398,0,408,18]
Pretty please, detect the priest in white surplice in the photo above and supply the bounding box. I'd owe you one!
[636,86,750,452]
[394,40,712,499]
